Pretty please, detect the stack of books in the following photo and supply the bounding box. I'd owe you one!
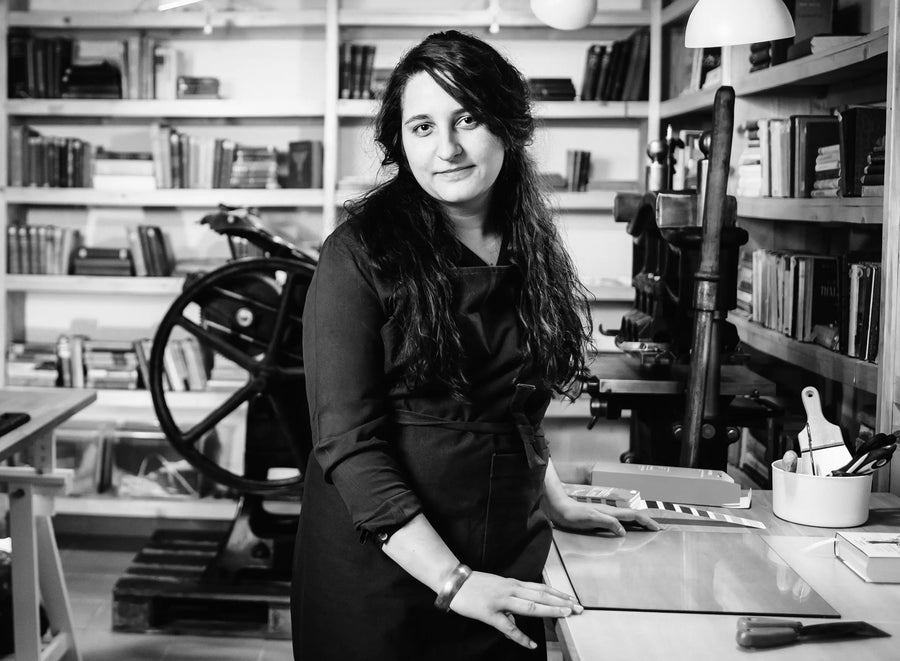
[747,39,790,73]
[83,340,140,390]
[92,148,156,191]
[748,41,772,72]
[71,247,134,277]
[860,137,885,197]
[810,142,841,198]
[5,341,60,387]
[230,145,278,189]
[735,120,762,197]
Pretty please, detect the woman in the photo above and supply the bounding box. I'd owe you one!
[293,30,658,660]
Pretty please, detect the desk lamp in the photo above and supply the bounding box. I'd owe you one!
[679,0,794,467]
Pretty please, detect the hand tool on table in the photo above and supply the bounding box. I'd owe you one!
[830,444,896,477]
[736,616,890,649]
[797,386,852,476]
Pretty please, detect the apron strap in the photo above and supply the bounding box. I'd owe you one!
[509,383,548,469]
[393,383,548,470]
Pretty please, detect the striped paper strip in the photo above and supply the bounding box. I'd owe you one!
[641,500,766,529]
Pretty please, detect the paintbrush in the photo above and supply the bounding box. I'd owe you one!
[797,386,852,477]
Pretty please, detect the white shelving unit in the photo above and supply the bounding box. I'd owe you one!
[1,0,655,517]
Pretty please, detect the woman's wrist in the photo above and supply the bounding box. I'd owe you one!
[433,563,473,611]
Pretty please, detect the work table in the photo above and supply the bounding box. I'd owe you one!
[544,491,900,660]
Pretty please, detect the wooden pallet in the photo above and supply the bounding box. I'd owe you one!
[112,529,291,639]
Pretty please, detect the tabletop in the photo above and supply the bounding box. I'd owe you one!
[545,490,900,661]
[586,353,776,397]
[0,387,97,460]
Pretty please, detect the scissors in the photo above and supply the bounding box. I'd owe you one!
[829,444,896,476]
[736,616,890,649]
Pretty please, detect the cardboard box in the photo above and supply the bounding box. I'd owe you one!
[591,462,741,506]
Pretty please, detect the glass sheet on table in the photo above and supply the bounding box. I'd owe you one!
[555,529,839,617]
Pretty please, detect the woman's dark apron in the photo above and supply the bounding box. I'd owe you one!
[293,264,552,661]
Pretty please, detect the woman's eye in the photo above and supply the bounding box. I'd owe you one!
[412,123,432,136]
[458,115,478,128]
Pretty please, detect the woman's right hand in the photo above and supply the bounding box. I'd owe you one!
[448,571,582,649]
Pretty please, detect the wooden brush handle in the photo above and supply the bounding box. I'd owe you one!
[801,386,826,424]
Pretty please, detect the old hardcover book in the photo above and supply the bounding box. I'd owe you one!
[837,106,886,197]
[834,532,900,583]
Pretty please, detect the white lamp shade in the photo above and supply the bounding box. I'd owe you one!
[685,0,795,48]
[530,0,597,31]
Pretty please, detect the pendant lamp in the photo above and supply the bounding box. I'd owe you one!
[530,0,597,31]
[686,0,795,48]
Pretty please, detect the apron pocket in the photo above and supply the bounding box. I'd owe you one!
[481,452,546,571]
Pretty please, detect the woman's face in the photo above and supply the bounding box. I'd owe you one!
[400,71,505,219]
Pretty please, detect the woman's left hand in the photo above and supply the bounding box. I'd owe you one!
[544,497,661,536]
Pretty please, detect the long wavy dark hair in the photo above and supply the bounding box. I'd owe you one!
[345,30,592,396]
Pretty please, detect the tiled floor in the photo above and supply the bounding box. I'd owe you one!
[60,544,293,661]
[60,542,563,661]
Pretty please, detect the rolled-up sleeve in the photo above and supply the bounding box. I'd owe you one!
[302,227,422,534]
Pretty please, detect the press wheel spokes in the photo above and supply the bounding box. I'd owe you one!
[148,257,314,495]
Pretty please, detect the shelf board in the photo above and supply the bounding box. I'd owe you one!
[660,0,697,26]
[736,196,884,224]
[534,101,649,120]
[55,495,238,520]
[659,87,718,119]
[337,99,649,120]
[3,187,325,208]
[553,190,617,210]
[545,397,591,419]
[8,10,327,29]
[337,9,650,28]
[730,312,877,394]
[88,387,242,411]
[6,98,325,118]
[5,274,185,295]
[733,28,889,96]
[585,282,634,302]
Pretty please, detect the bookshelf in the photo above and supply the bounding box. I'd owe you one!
[730,311,878,394]
[656,0,899,493]
[0,0,654,516]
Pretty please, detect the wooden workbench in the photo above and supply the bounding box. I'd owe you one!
[1,387,97,661]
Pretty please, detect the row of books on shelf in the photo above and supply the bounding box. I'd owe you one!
[7,31,210,100]
[746,0,860,72]
[338,42,380,100]
[6,223,174,277]
[744,249,880,362]
[578,28,650,102]
[8,124,324,190]
[565,150,592,192]
[734,106,885,199]
[6,336,246,393]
